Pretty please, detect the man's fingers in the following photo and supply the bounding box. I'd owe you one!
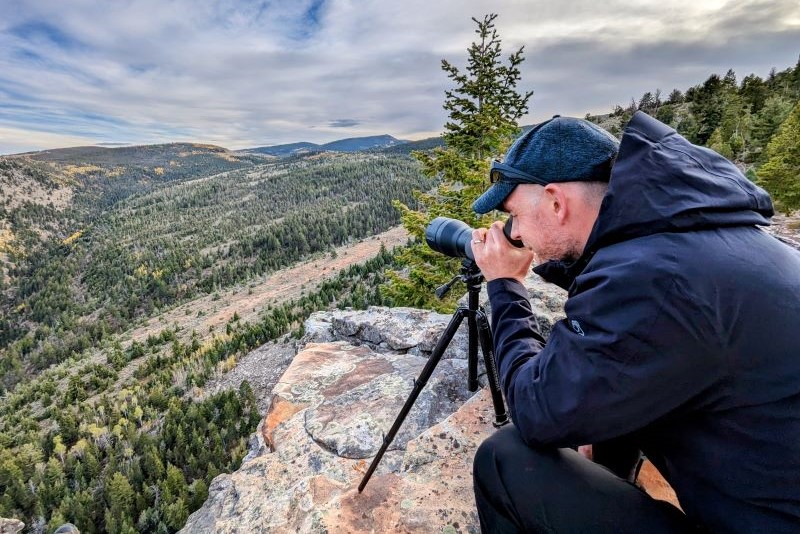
[487,221,508,246]
[471,228,487,244]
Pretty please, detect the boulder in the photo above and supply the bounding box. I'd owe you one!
[181,341,494,533]
[0,518,24,534]
[303,306,470,359]
[52,524,81,534]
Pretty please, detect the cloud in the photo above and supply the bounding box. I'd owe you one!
[0,0,798,154]
[329,119,360,128]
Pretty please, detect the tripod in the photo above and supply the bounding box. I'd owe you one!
[358,258,509,492]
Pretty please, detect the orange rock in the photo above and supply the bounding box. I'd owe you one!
[262,395,306,452]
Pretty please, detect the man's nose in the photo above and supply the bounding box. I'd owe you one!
[511,216,521,239]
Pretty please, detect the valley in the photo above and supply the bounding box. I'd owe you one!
[0,142,429,533]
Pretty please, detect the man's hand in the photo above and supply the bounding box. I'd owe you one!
[471,221,534,282]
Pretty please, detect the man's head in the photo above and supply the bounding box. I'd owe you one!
[473,116,619,263]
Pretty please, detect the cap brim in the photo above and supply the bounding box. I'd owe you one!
[472,181,517,214]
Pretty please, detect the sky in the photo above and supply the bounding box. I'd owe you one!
[0,0,798,155]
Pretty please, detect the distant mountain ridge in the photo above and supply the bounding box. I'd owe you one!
[19,142,242,166]
[2,142,258,211]
[242,134,409,157]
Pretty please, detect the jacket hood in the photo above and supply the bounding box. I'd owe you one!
[588,111,773,250]
[533,111,774,290]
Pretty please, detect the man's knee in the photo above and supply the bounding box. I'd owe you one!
[474,425,519,484]
[473,426,530,532]
[473,427,694,533]
[473,425,501,482]
[473,425,554,489]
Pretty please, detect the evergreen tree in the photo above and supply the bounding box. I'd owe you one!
[690,74,728,144]
[708,129,733,160]
[106,471,135,530]
[708,92,751,161]
[758,101,800,213]
[638,91,655,112]
[384,14,532,311]
[740,73,769,113]
[667,88,684,104]
[751,95,795,162]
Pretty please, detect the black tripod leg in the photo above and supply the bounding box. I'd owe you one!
[358,308,467,492]
[467,288,480,391]
[475,309,509,427]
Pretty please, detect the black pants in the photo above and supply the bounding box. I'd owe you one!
[473,426,697,533]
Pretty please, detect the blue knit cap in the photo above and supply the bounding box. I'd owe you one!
[472,116,619,214]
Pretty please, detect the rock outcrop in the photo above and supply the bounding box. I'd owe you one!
[182,273,677,532]
[181,339,497,533]
[0,518,24,534]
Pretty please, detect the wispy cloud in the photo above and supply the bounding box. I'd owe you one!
[329,119,360,128]
[0,0,798,154]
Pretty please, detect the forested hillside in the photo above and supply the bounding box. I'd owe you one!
[0,144,432,532]
[0,144,259,283]
[242,134,407,157]
[587,59,800,213]
[1,151,430,389]
[25,143,261,210]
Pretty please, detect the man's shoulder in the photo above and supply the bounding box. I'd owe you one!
[581,234,680,288]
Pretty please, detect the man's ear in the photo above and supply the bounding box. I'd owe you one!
[543,184,569,224]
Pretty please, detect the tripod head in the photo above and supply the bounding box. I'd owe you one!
[435,258,483,299]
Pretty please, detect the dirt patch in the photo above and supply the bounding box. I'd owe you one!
[127,226,408,344]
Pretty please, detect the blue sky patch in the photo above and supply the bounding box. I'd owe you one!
[9,21,83,50]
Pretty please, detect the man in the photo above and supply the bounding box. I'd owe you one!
[469,112,800,532]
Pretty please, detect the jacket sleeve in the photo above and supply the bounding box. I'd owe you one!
[487,263,724,448]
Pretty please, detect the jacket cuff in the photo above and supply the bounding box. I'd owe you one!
[487,278,529,301]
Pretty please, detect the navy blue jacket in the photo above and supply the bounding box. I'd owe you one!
[488,112,800,531]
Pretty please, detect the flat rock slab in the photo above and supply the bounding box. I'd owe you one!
[182,341,495,533]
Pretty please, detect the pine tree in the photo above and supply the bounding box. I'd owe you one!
[758,101,800,213]
[740,74,769,113]
[751,95,795,162]
[383,14,532,311]
[667,88,684,104]
[690,74,728,144]
[106,472,135,530]
[638,91,655,112]
[708,92,751,161]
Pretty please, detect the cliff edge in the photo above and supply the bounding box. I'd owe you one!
[181,270,695,532]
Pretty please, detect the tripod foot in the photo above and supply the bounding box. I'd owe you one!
[492,414,510,428]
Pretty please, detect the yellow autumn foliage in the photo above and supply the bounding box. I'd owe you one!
[63,164,102,177]
[63,230,83,245]
[0,227,14,251]
[217,355,237,373]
